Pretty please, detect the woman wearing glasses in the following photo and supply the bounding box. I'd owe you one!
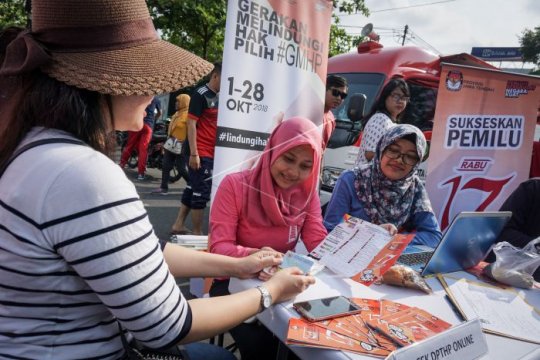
[356,78,410,165]
[324,125,442,248]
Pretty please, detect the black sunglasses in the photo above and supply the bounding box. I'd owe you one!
[331,88,348,99]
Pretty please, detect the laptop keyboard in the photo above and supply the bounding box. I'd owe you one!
[398,251,433,266]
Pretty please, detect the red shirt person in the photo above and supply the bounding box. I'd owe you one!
[171,62,221,235]
[322,74,348,150]
[119,97,162,179]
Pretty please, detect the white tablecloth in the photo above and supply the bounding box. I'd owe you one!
[230,270,540,360]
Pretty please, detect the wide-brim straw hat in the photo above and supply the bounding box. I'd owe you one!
[11,0,213,95]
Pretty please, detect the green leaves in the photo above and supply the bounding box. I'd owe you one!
[0,0,371,62]
[0,0,28,29]
[329,0,369,57]
[147,0,369,61]
[147,0,226,61]
[520,26,540,69]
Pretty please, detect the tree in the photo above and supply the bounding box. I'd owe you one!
[2,0,368,61]
[147,0,226,62]
[0,0,28,29]
[520,26,540,72]
[329,0,369,57]
[147,1,368,60]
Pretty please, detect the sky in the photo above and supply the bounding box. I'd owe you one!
[336,0,540,69]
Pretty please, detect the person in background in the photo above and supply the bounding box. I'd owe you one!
[209,117,328,360]
[119,96,162,180]
[0,1,315,358]
[171,62,221,235]
[322,74,348,150]
[324,125,442,248]
[152,94,190,195]
[356,78,410,165]
[490,178,540,281]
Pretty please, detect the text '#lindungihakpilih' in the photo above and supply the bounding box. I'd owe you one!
[234,0,325,73]
[445,115,524,149]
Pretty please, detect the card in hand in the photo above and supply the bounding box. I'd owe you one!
[280,251,314,274]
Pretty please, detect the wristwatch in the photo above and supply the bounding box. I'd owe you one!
[256,285,272,311]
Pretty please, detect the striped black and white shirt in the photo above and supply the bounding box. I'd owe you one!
[0,128,192,359]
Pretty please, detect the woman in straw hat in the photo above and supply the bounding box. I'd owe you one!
[0,1,315,359]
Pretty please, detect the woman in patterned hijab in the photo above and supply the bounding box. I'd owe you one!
[324,124,442,247]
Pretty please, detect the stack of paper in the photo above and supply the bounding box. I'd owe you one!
[287,298,397,357]
[366,305,452,347]
[309,215,414,285]
[170,235,208,250]
[440,275,540,344]
[286,298,451,356]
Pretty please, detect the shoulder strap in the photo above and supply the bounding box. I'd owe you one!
[0,138,85,178]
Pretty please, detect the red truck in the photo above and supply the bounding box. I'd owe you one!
[320,41,501,205]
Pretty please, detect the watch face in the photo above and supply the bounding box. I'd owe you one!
[258,286,272,309]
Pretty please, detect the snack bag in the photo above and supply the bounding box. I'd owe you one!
[380,264,433,294]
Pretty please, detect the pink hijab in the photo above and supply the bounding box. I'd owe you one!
[244,117,322,227]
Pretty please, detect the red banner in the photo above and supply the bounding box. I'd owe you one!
[426,64,540,230]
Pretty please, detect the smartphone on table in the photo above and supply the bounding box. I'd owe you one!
[293,295,362,322]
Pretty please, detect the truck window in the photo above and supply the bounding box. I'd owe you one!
[330,73,386,121]
[401,83,437,131]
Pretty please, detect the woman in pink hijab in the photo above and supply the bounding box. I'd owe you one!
[209,116,327,360]
[210,116,327,257]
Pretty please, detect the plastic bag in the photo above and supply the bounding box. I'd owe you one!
[483,237,540,289]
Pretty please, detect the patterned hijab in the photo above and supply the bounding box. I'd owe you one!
[244,117,322,227]
[353,124,433,228]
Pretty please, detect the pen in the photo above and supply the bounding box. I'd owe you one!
[444,294,465,322]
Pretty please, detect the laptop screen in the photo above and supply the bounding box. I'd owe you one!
[421,211,512,276]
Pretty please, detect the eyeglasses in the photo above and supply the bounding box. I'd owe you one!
[331,88,348,99]
[383,147,420,166]
[390,94,410,103]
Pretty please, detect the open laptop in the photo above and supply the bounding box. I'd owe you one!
[397,211,512,276]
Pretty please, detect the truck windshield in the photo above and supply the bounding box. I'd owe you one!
[330,73,438,132]
[401,83,438,131]
[330,73,385,121]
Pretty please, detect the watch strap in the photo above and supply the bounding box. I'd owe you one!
[256,285,272,311]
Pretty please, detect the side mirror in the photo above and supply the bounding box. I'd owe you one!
[347,94,367,123]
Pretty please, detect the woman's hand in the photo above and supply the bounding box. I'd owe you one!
[258,267,276,281]
[264,267,315,304]
[380,223,398,235]
[233,249,283,279]
[257,247,284,281]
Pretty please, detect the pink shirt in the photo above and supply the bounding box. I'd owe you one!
[209,171,327,257]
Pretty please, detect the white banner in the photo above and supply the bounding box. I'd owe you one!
[211,0,333,200]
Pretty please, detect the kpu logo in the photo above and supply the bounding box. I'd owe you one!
[446,70,463,91]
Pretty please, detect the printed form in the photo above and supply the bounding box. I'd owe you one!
[310,217,393,278]
[444,276,540,344]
